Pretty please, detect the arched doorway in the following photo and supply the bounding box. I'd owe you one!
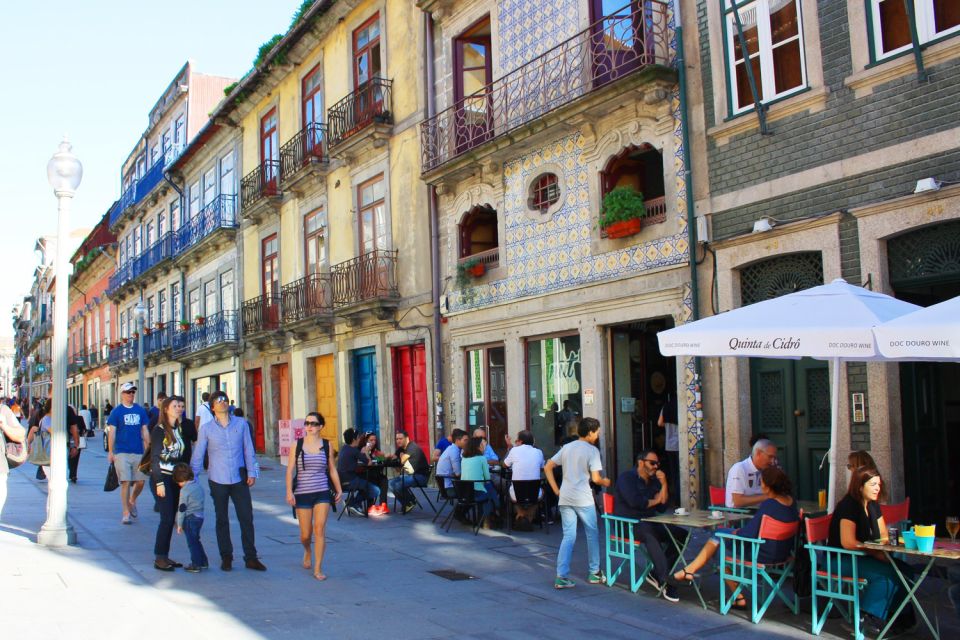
[888,221,960,531]
[742,252,828,501]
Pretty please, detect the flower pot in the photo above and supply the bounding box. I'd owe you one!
[469,262,486,278]
[195,317,205,325]
[604,218,642,239]
[179,323,191,331]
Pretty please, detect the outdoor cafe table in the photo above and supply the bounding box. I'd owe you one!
[645,509,751,609]
[859,539,960,640]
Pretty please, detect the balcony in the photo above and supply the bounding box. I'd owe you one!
[107,261,133,297]
[419,1,675,178]
[172,311,239,363]
[457,247,500,271]
[240,161,282,223]
[242,294,284,349]
[331,250,400,321]
[174,195,238,265]
[282,273,333,335]
[108,340,138,369]
[327,77,393,160]
[280,123,328,195]
[109,159,170,228]
[143,325,173,360]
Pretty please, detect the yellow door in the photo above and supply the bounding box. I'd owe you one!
[315,354,339,453]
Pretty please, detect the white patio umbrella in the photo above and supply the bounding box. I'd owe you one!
[657,278,921,510]
[874,295,960,361]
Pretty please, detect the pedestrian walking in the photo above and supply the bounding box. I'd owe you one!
[151,397,191,571]
[285,412,342,580]
[0,403,27,520]
[544,417,611,589]
[26,401,53,480]
[107,382,150,524]
[66,405,83,483]
[174,463,208,573]
[191,389,266,571]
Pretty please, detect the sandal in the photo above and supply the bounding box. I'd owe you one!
[732,596,748,610]
[673,569,696,583]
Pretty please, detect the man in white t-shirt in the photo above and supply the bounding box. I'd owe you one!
[725,438,777,508]
[504,430,545,530]
[194,392,214,430]
[545,417,611,590]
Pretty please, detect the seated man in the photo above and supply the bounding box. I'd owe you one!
[613,450,687,603]
[388,430,430,513]
[435,428,468,489]
[432,429,453,463]
[338,428,383,516]
[725,439,778,508]
[503,430,545,530]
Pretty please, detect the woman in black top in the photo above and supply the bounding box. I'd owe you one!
[830,466,914,633]
[150,397,190,571]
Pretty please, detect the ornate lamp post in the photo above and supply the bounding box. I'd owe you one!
[39,137,82,546]
[134,301,146,398]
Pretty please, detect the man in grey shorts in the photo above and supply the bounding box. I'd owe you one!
[108,382,150,524]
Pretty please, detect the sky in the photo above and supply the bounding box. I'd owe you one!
[0,0,304,338]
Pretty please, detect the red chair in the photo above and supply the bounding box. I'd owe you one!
[879,498,909,526]
[709,485,750,516]
[805,514,868,639]
[601,493,655,593]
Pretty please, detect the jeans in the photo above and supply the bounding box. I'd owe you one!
[475,490,493,518]
[68,450,80,481]
[389,473,427,505]
[838,554,914,620]
[183,514,209,568]
[557,504,600,578]
[208,480,258,561]
[344,477,380,507]
[154,475,181,559]
[634,521,688,582]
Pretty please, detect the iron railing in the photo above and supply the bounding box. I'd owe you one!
[172,311,238,357]
[240,160,282,212]
[282,273,333,323]
[327,77,393,147]
[242,294,282,334]
[108,340,138,367]
[132,232,174,281]
[420,1,672,172]
[143,325,173,356]
[173,194,238,254]
[331,250,399,307]
[280,123,328,180]
[107,260,133,296]
[110,159,167,227]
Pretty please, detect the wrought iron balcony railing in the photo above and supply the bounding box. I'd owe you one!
[143,325,173,356]
[108,260,133,296]
[331,250,399,307]
[131,232,174,282]
[173,195,238,254]
[327,77,393,147]
[172,311,239,357]
[240,161,282,212]
[110,158,168,227]
[280,123,328,181]
[420,1,672,172]
[108,340,138,367]
[282,273,332,323]
[242,294,282,334]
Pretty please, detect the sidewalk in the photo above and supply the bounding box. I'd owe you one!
[2,439,952,639]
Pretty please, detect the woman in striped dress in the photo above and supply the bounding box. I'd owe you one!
[285,412,342,580]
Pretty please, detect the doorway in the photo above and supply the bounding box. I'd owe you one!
[270,363,291,429]
[352,347,379,436]
[392,344,430,456]
[314,355,339,453]
[246,369,266,453]
[466,345,508,459]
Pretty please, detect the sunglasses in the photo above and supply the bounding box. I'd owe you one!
[213,397,229,404]
[643,459,660,466]
[122,390,136,395]
[304,420,322,426]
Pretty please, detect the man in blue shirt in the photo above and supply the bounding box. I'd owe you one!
[107,381,150,525]
[191,389,265,572]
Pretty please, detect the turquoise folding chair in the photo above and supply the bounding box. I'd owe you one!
[601,493,655,593]
[717,514,800,624]
[805,514,868,640]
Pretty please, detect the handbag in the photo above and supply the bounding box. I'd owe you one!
[28,429,51,466]
[138,445,152,475]
[2,429,28,469]
[104,462,120,492]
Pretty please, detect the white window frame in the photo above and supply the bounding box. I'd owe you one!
[870,0,960,61]
[724,0,808,115]
[189,181,201,218]
[220,270,235,313]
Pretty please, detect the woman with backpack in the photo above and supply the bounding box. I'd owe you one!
[284,412,342,580]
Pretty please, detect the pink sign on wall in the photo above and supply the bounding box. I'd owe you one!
[278,418,305,465]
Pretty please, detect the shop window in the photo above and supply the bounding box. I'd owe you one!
[529,173,561,213]
[466,345,508,459]
[600,144,666,224]
[869,0,960,61]
[458,205,499,264]
[526,334,581,456]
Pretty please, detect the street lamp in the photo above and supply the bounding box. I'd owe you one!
[134,301,146,400]
[39,137,82,547]
[27,354,35,410]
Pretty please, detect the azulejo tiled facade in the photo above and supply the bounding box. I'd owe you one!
[496,0,582,74]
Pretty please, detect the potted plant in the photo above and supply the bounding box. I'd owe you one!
[143,327,152,336]
[131,331,139,339]
[195,315,205,325]
[599,186,646,239]
[155,321,165,330]
[456,258,485,289]
[179,320,191,331]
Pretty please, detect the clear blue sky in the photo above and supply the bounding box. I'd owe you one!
[0,0,303,338]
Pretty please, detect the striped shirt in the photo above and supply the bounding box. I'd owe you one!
[293,448,329,494]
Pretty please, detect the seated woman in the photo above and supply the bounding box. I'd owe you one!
[460,436,494,523]
[673,466,798,609]
[358,432,388,511]
[830,466,915,635]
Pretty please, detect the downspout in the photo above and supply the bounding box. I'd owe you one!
[423,10,445,441]
[674,2,708,507]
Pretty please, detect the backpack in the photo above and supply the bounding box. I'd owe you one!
[292,437,335,515]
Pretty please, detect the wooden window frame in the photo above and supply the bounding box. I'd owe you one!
[260,108,279,165]
[867,0,960,62]
[304,209,325,275]
[262,234,279,297]
[357,174,386,254]
[302,63,324,127]
[353,13,382,89]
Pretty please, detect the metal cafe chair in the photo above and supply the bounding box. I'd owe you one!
[508,479,549,534]
[450,479,482,535]
[805,513,868,640]
[600,493,655,592]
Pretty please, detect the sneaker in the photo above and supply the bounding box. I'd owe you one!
[348,506,365,517]
[121,515,132,525]
[403,501,416,514]
[129,504,138,518]
[375,504,390,515]
[368,505,387,517]
[554,577,576,589]
[588,570,606,585]
[662,585,680,603]
[644,575,662,591]
[184,565,201,573]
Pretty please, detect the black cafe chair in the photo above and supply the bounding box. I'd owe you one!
[433,474,457,527]
[392,464,438,515]
[509,479,549,534]
[450,480,482,535]
[337,480,370,521]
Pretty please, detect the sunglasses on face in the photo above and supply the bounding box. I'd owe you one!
[643,459,660,466]
[213,397,229,404]
[304,420,322,426]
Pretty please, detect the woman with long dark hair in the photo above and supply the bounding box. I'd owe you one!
[151,396,190,571]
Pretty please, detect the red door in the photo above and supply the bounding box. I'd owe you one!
[392,343,429,455]
[249,369,265,452]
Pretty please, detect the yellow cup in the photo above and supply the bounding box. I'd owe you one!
[817,490,826,509]
[913,524,936,537]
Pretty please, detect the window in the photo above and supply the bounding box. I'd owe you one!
[174,115,185,145]
[158,213,166,238]
[458,205,499,260]
[151,146,160,167]
[188,288,200,321]
[220,270,235,313]
[526,334,582,454]
[170,200,181,231]
[262,234,279,297]
[600,144,666,223]
[724,0,806,113]
[358,175,387,254]
[454,18,492,149]
[353,14,382,87]
[870,0,960,60]
[147,295,155,327]
[529,173,561,213]
[303,64,323,127]
[146,221,155,248]
[219,154,234,196]
[204,280,217,316]
[133,226,142,256]
[189,181,201,217]
[261,108,278,169]
[104,306,111,344]
[161,130,171,154]
[172,283,182,323]
[304,210,326,275]
[203,167,217,207]
[158,290,167,324]
[94,307,100,347]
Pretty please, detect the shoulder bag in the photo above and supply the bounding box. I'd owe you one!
[28,428,51,466]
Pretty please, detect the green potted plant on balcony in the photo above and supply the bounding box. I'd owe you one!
[179,320,191,331]
[599,186,646,239]
[195,315,206,325]
[456,257,485,290]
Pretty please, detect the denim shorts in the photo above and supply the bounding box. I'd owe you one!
[294,490,332,509]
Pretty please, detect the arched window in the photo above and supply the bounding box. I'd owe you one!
[600,144,666,223]
[458,204,499,263]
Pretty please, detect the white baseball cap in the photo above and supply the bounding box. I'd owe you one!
[120,382,138,393]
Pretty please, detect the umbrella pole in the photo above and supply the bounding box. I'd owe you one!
[827,357,841,513]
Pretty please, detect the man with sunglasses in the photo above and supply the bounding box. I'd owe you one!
[107,381,150,524]
[725,438,777,509]
[613,450,688,603]
[191,389,265,571]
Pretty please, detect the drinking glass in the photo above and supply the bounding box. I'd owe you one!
[946,516,959,543]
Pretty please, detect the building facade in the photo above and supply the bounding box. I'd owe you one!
[15,237,58,405]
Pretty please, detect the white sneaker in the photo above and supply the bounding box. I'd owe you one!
[348,506,365,517]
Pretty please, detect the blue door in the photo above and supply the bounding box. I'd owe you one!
[353,347,379,436]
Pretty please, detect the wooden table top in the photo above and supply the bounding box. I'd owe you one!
[860,539,960,560]
[645,509,751,528]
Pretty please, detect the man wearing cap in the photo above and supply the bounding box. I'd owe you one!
[108,382,151,524]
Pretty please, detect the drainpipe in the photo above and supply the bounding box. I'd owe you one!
[423,10,445,441]
[674,2,707,507]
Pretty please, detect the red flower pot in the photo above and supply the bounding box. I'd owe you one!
[469,262,486,278]
[604,218,642,239]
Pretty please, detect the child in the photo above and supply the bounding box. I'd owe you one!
[174,463,208,572]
